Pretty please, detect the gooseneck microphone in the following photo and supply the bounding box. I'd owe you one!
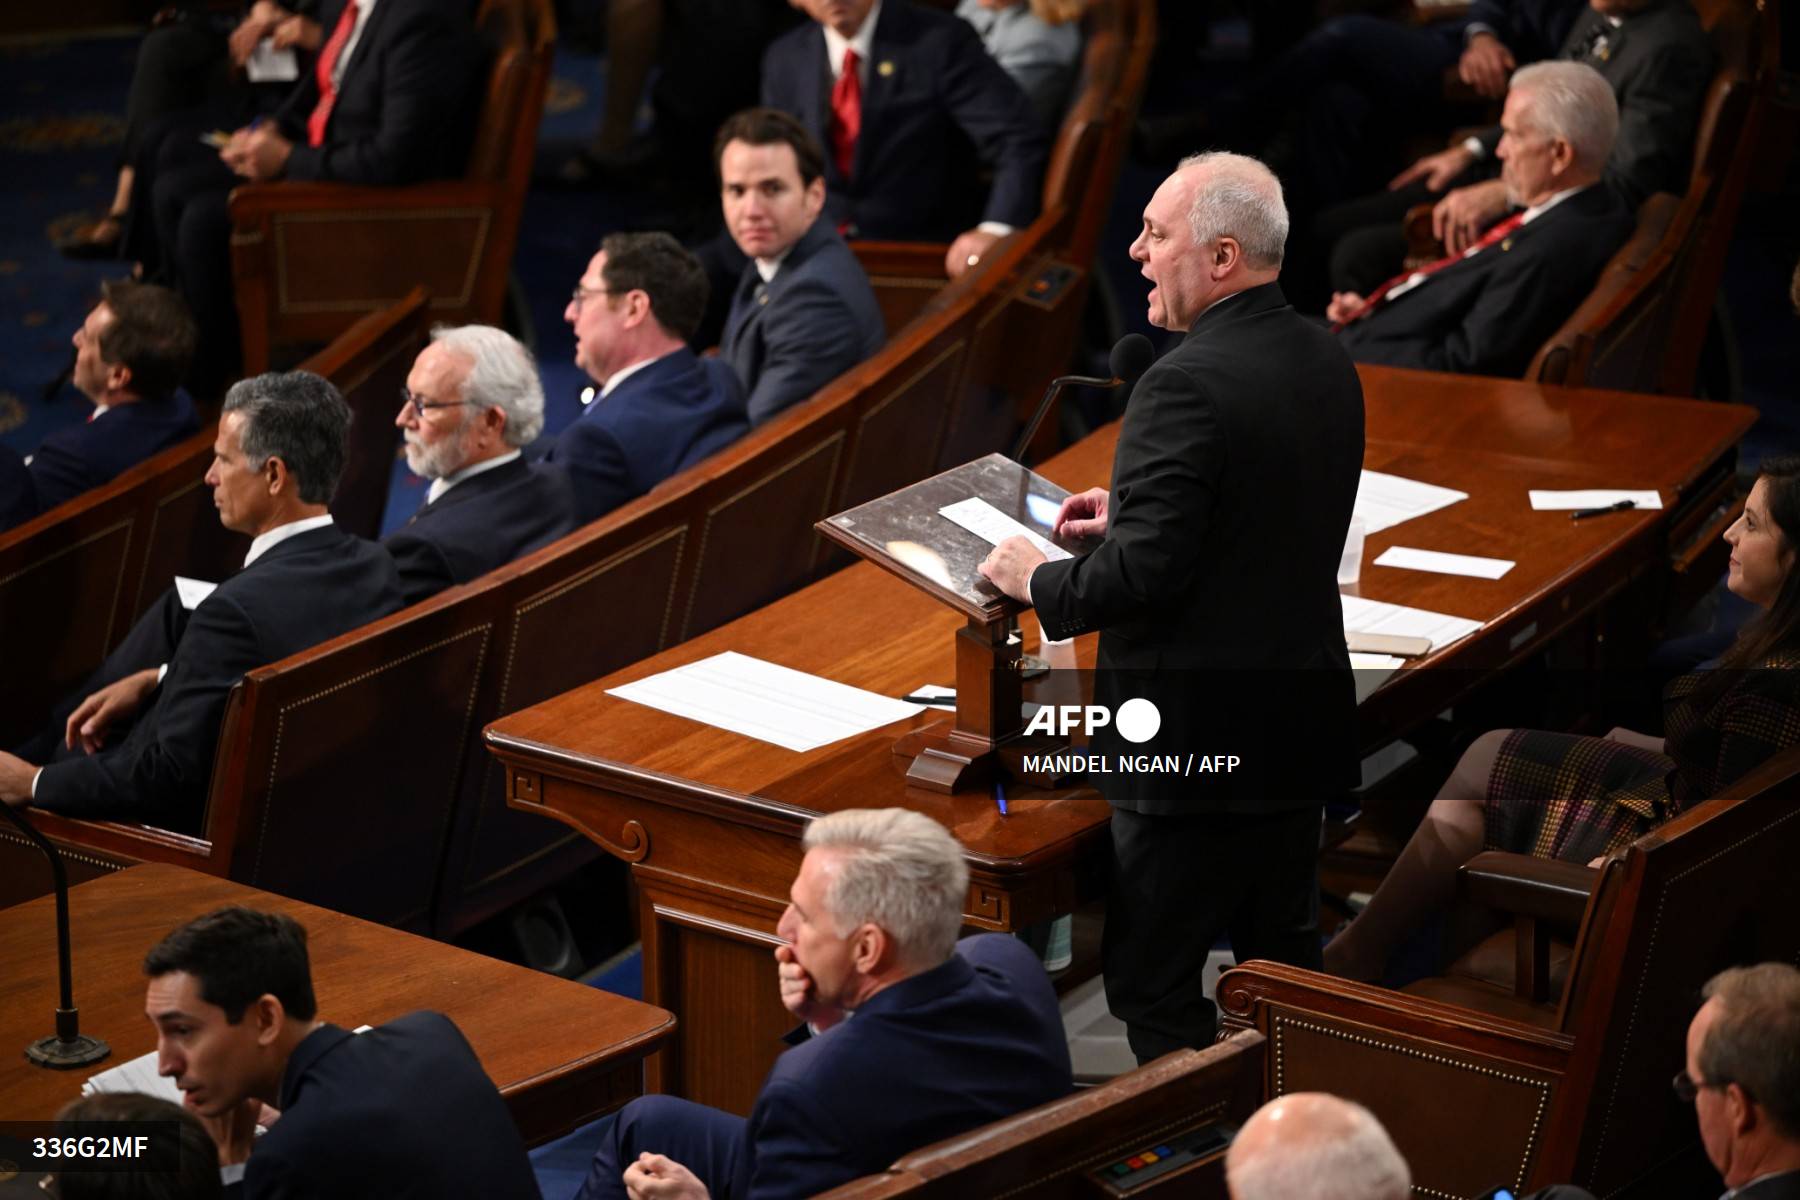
[1011,334,1156,462]
[1,802,111,1068]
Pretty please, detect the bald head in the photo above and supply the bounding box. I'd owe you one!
[1227,1094,1410,1200]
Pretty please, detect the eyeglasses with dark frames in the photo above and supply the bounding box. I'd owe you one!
[1671,1070,1742,1103]
[399,387,483,419]
[569,283,621,313]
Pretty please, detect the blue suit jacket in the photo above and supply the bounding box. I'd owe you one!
[761,1,1047,239]
[722,219,886,426]
[33,524,402,830]
[737,934,1072,1199]
[0,392,199,533]
[383,456,577,604]
[544,348,747,523]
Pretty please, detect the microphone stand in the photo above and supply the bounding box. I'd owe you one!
[1011,372,1117,464]
[1,802,111,1068]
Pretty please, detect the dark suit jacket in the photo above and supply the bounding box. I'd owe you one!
[734,934,1070,1200]
[1465,0,1585,65]
[0,393,199,533]
[543,348,747,523]
[383,455,576,604]
[273,0,477,184]
[1474,0,1712,208]
[32,523,402,829]
[1337,183,1633,377]
[761,0,1047,239]
[722,218,887,426]
[244,1013,538,1200]
[1737,1172,1800,1200]
[1032,284,1364,815]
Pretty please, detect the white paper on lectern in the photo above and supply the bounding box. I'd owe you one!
[1341,593,1482,652]
[1353,470,1468,534]
[1528,489,1663,511]
[607,651,922,752]
[1374,546,1515,579]
[938,497,1071,561]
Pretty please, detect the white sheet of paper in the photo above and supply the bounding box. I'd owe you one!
[1374,546,1515,579]
[1349,651,1405,705]
[1353,470,1468,534]
[1341,593,1482,653]
[174,575,219,610]
[85,1050,181,1101]
[607,651,922,752]
[938,497,1071,561]
[245,40,300,82]
[1528,489,1663,511]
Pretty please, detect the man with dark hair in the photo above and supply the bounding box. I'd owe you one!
[0,281,200,531]
[1681,963,1800,1198]
[0,371,402,829]
[547,232,747,522]
[141,906,539,1199]
[715,107,885,426]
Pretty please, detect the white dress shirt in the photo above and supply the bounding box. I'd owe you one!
[426,449,521,505]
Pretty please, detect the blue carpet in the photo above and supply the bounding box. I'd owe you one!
[531,1112,614,1200]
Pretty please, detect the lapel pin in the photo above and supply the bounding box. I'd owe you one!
[877,60,895,77]
[1501,238,1514,251]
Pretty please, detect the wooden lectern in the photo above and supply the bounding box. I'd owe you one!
[816,453,1094,793]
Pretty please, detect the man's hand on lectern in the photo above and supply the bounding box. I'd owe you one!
[1054,487,1110,538]
[979,536,1045,604]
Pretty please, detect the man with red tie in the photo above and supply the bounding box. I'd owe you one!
[1328,60,1631,377]
[133,0,477,399]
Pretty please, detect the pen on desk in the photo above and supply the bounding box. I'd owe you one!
[1570,499,1637,520]
[901,693,953,705]
[993,780,1008,817]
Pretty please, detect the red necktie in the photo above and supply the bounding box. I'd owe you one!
[307,1,361,149]
[830,47,862,182]
[1333,210,1529,330]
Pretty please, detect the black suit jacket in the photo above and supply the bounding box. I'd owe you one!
[1465,0,1585,65]
[1337,184,1634,377]
[383,456,576,605]
[243,1014,538,1200]
[0,393,199,533]
[273,0,478,184]
[761,0,1047,239]
[32,524,402,829]
[722,218,887,426]
[1031,284,1364,815]
[1474,0,1712,208]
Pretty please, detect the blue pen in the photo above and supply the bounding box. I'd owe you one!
[993,780,1008,817]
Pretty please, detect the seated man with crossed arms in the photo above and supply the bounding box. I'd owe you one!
[576,807,1072,1200]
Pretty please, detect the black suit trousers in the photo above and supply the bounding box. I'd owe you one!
[1105,804,1323,1063]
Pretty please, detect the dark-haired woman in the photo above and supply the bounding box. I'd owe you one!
[1327,457,1800,982]
[49,1091,222,1200]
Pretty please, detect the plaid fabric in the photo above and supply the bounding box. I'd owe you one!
[1485,665,1800,864]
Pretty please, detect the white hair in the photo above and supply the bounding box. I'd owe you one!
[801,808,968,966]
[1226,1095,1411,1200]
[1175,151,1289,269]
[1508,61,1619,171]
[428,324,546,447]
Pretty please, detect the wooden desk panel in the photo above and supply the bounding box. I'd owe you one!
[0,864,674,1144]
[487,374,1752,1114]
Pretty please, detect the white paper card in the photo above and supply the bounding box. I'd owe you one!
[245,40,300,82]
[1342,593,1482,653]
[1528,489,1663,511]
[1374,546,1514,579]
[938,497,1071,561]
[607,651,922,752]
[1353,470,1468,534]
[174,575,219,610]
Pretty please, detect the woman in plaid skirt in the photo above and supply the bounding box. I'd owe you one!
[1325,457,1800,983]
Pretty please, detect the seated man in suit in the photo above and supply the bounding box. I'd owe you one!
[384,325,576,604]
[1226,1094,1411,1200]
[762,0,1046,279]
[142,906,540,1199]
[548,232,747,523]
[0,281,200,532]
[1329,62,1631,377]
[0,371,403,830]
[1682,963,1800,1200]
[716,108,885,426]
[576,808,1072,1200]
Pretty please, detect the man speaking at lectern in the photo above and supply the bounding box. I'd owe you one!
[980,152,1365,1063]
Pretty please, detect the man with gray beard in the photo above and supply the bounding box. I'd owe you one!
[384,326,576,605]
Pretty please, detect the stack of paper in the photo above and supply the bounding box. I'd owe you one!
[608,651,922,752]
[85,1050,180,1101]
[1354,470,1468,534]
[1342,594,1482,653]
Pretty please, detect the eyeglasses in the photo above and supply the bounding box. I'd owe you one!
[1672,1070,1737,1103]
[399,387,483,419]
[569,283,618,313]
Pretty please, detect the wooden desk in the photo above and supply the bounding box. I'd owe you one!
[0,864,674,1144]
[485,369,1752,1114]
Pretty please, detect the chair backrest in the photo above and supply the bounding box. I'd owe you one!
[819,1031,1265,1200]
[464,0,532,183]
